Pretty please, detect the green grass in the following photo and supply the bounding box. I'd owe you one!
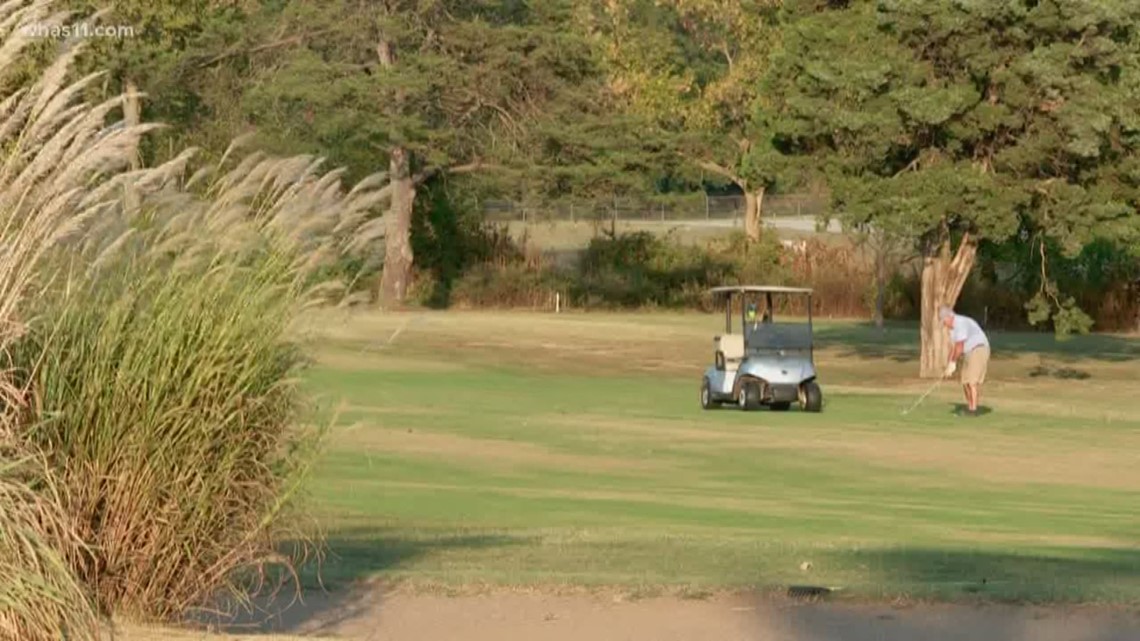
[295,311,1140,604]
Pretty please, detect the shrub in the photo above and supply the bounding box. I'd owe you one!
[16,241,314,620]
[0,3,154,638]
[450,262,567,309]
[0,1,387,627]
[0,457,98,641]
[571,230,789,309]
[411,182,529,307]
[8,142,386,621]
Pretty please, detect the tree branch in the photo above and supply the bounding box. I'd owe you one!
[376,161,506,191]
[721,41,734,71]
[683,153,746,188]
[949,231,972,273]
[943,231,977,302]
[369,160,507,204]
[892,155,921,178]
[196,31,333,69]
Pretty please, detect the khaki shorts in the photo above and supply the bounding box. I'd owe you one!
[961,345,989,385]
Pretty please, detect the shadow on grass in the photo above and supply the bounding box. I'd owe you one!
[201,529,524,635]
[1029,365,1092,380]
[771,547,1140,641]
[822,546,1140,603]
[814,322,1140,364]
[947,403,994,416]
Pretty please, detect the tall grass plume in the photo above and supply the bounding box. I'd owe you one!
[0,0,387,632]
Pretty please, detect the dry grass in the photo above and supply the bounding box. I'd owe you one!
[7,100,387,625]
[0,0,388,637]
[336,426,660,474]
[0,458,98,641]
[0,2,145,638]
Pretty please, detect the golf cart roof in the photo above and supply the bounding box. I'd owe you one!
[708,285,813,296]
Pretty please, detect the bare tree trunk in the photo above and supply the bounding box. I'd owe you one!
[874,241,885,331]
[375,31,418,307]
[123,80,141,215]
[379,146,415,306]
[743,186,764,242]
[919,251,949,379]
[1133,280,1140,333]
[919,229,978,378]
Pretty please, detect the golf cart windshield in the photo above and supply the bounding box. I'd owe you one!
[710,285,814,353]
[744,319,812,351]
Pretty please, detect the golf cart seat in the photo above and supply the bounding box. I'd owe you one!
[714,334,745,371]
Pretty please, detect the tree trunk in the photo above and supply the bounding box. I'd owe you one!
[379,146,416,306]
[874,243,885,331]
[375,30,419,307]
[1133,280,1140,333]
[918,229,978,378]
[123,80,141,215]
[743,186,764,242]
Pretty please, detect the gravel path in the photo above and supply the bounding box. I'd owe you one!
[217,588,1140,641]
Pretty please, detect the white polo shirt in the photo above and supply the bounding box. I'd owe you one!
[951,314,989,353]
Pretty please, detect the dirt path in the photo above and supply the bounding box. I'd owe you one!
[215,587,1140,641]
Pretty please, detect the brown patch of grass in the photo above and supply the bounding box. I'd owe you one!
[337,426,659,474]
[821,433,1140,491]
[343,404,453,417]
[374,480,812,518]
[313,349,469,374]
[540,413,1140,491]
[942,532,1133,549]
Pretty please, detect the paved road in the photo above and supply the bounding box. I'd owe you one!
[582,216,843,234]
[670,216,843,234]
[502,216,843,234]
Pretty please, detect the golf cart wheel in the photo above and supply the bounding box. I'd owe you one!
[770,402,792,412]
[700,378,716,410]
[800,381,822,413]
[738,380,761,411]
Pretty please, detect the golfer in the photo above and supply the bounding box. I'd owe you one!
[940,306,990,416]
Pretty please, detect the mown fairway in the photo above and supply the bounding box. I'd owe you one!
[295,311,1140,604]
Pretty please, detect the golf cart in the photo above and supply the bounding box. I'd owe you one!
[700,285,823,412]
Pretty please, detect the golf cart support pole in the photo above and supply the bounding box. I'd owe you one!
[808,293,813,362]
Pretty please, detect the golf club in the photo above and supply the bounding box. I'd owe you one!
[901,377,945,415]
[381,314,425,349]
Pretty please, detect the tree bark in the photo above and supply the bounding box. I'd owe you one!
[743,186,764,242]
[123,80,141,216]
[379,146,416,306]
[375,30,419,307]
[919,229,978,378]
[874,241,885,331]
[689,156,763,243]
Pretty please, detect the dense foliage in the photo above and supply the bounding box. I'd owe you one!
[0,1,387,636]
[762,0,1140,334]
[48,0,1140,333]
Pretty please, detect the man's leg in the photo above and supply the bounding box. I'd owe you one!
[967,384,978,412]
[969,346,989,414]
[961,384,971,411]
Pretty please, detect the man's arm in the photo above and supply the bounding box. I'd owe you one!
[948,340,965,365]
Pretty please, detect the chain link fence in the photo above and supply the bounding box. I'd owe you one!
[481,193,827,224]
